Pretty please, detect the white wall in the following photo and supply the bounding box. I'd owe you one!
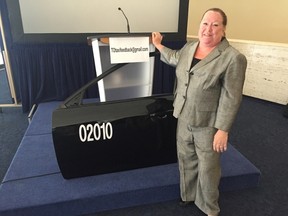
[187,0,288,44]
[231,40,288,105]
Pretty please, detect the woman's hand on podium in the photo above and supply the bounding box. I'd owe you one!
[152,32,164,51]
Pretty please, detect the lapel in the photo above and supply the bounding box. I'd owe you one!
[188,38,230,72]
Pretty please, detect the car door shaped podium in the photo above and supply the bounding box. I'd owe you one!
[52,35,177,179]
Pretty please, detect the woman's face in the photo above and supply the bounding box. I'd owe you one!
[198,11,226,48]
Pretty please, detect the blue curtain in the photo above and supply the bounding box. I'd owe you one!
[10,43,98,112]
[10,42,187,112]
[10,41,185,112]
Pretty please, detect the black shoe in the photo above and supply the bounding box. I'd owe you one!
[179,199,194,207]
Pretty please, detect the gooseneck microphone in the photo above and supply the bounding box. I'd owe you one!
[118,7,130,33]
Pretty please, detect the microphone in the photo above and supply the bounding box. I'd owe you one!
[118,7,130,34]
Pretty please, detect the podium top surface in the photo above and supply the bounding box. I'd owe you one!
[87,33,151,40]
[87,33,152,45]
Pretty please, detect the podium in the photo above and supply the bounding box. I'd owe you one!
[87,34,155,102]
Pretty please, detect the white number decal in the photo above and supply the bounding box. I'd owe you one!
[93,123,101,140]
[79,125,87,142]
[87,124,94,142]
[105,123,113,139]
[79,122,113,142]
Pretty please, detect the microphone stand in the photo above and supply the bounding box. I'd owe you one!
[118,7,130,34]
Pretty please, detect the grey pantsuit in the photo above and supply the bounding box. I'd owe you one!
[177,121,221,215]
[159,38,247,215]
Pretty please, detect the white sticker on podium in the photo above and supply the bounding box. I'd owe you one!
[109,37,149,63]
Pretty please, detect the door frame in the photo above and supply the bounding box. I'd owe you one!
[0,11,20,108]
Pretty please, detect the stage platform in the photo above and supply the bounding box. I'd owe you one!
[0,101,261,216]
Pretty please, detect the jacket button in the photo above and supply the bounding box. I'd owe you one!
[183,96,186,99]
[185,83,188,86]
[190,72,194,75]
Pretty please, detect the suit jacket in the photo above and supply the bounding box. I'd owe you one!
[160,38,247,132]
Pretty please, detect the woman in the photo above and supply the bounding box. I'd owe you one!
[152,8,247,216]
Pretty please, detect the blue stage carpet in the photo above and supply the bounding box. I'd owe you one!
[0,101,261,216]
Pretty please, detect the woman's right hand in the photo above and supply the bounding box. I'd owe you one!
[151,32,164,50]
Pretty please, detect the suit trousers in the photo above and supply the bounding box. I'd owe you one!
[176,119,221,215]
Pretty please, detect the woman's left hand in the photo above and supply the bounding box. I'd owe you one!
[213,129,228,153]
